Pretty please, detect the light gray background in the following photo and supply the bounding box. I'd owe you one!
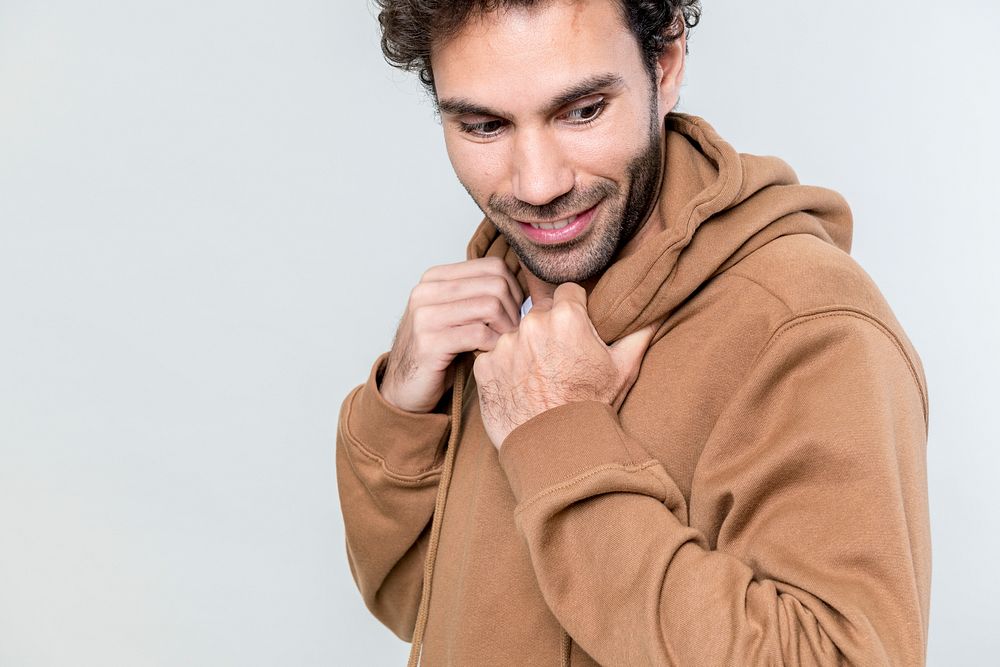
[1,0,996,665]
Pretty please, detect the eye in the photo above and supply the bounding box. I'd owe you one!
[458,118,508,138]
[563,99,607,125]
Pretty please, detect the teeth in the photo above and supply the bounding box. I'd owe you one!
[529,214,578,230]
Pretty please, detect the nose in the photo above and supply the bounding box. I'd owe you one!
[511,127,574,208]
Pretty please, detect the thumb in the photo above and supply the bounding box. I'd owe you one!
[609,323,657,374]
[531,296,554,313]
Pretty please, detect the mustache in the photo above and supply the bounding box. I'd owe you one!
[488,181,617,221]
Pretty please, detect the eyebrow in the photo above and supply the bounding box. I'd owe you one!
[437,72,625,119]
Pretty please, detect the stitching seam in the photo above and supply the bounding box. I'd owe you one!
[762,307,929,427]
[716,270,796,316]
[341,389,447,484]
[514,459,661,516]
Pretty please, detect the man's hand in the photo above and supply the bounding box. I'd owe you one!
[380,257,524,413]
[473,283,656,450]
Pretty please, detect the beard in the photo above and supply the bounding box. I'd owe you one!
[477,110,663,285]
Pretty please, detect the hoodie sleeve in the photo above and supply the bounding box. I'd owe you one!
[336,352,451,641]
[498,311,931,666]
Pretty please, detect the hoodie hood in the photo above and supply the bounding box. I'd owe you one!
[465,113,853,343]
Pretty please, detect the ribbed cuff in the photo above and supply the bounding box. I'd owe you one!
[342,352,452,476]
[498,401,651,505]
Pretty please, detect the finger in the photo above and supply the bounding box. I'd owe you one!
[531,296,554,313]
[552,282,587,309]
[421,257,524,306]
[609,323,658,375]
[433,322,502,355]
[414,295,518,336]
[411,274,522,327]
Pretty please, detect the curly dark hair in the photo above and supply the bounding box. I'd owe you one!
[375,0,702,95]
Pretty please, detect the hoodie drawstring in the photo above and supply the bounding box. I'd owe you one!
[407,353,471,667]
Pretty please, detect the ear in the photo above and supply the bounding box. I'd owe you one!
[653,28,687,116]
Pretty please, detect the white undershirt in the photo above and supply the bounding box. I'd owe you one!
[520,296,533,319]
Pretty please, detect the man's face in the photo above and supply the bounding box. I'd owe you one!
[432,0,676,285]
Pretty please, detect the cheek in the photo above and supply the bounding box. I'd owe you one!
[566,131,643,183]
[564,108,651,180]
[445,138,505,197]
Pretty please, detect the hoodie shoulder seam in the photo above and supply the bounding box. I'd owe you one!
[718,270,795,317]
[760,307,929,429]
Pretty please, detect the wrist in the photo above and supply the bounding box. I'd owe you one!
[377,364,438,414]
[376,364,404,410]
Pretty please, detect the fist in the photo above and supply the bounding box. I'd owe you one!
[473,283,656,449]
[381,257,524,413]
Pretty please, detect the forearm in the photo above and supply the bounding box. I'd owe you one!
[504,404,927,665]
[336,353,452,639]
[499,315,931,665]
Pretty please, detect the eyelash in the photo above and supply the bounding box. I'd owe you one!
[459,118,507,137]
[565,99,607,125]
[458,99,608,138]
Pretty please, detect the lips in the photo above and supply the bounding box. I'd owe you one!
[517,203,598,245]
[525,213,579,231]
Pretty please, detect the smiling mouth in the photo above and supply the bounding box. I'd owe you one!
[514,202,600,245]
[521,212,582,230]
[517,204,597,229]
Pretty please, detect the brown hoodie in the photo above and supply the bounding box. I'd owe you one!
[336,113,931,666]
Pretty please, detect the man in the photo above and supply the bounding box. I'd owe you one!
[337,0,931,664]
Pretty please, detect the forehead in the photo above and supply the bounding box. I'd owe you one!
[431,0,644,111]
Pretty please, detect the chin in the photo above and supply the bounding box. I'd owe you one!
[489,200,624,285]
[510,235,617,285]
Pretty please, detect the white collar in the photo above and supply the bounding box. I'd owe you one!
[520,296,533,319]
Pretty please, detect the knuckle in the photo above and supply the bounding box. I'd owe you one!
[560,299,586,318]
[421,261,457,283]
[419,266,437,283]
[489,275,508,298]
[549,308,579,332]
[411,305,428,329]
[474,325,488,345]
[485,256,507,273]
[473,352,490,375]
[552,300,575,319]
[489,298,506,319]
[493,332,510,352]
[480,325,497,347]
[408,283,426,307]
